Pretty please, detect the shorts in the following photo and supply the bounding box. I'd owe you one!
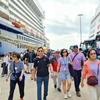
[28,63,34,69]
[24,61,29,66]
[59,71,71,80]
[26,62,29,66]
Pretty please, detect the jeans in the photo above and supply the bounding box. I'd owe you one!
[73,69,81,92]
[8,80,25,100]
[37,76,49,100]
[59,71,71,80]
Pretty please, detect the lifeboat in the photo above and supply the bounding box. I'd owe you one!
[30,28,33,32]
[36,32,38,35]
[12,21,21,28]
[21,24,26,28]
[12,21,26,28]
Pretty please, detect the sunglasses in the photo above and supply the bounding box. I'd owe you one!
[56,52,60,53]
[90,53,96,55]
[63,51,67,53]
[13,56,17,58]
[38,50,43,52]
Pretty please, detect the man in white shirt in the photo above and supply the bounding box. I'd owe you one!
[1,53,9,77]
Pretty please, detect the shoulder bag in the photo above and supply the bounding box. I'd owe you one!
[68,53,79,77]
[87,63,99,86]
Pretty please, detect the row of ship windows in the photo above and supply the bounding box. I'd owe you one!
[0,41,35,49]
[17,35,44,43]
[0,42,25,48]
[0,41,48,48]
[17,44,26,48]
[17,35,35,42]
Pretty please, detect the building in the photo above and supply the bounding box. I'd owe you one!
[89,4,100,39]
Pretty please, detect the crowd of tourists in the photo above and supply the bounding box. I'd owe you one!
[0,45,100,100]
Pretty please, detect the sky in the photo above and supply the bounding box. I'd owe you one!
[38,0,99,50]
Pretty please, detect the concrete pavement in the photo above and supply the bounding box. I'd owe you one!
[0,61,91,100]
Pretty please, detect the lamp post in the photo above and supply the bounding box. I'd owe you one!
[78,14,83,44]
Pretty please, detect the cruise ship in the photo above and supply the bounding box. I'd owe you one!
[0,0,50,54]
[89,4,100,39]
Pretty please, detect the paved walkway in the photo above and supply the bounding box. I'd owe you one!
[0,61,91,100]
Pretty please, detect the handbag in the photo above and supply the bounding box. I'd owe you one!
[68,63,74,77]
[1,62,6,68]
[87,64,99,86]
[13,62,20,81]
[1,63,4,68]
[68,53,79,77]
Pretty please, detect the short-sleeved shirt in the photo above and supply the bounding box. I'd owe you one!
[25,52,36,63]
[50,57,60,72]
[3,56,9,64]
[46,51,52,58]
[9,61,25,80]
[69,52,86,70]
[58,57,69,72]
[34,56,50,77]
[89,61,100,85]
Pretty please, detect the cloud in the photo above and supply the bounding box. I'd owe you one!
[38,0,99,49]
[46,32,89,50]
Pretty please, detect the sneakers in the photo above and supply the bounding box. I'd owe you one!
[1,75,4,77]
[25,71,28,74]
[43,97,47,100]
[54,84,57,88]
[57,88,61,92]
[67,92,71,98]
[31,77,33,80]
[64,92,71,99]
[76,91,81,97]
[27,72,31,74]
[64,94,68,99]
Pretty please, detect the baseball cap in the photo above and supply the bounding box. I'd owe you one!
[73,45,78,48]
[55,49,60,53]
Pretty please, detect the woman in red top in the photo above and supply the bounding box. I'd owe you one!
[50,50,61,92]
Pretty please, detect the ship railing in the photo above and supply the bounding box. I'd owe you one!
[0,36,42,47]
[0,17,12,25]
[33,0,44,17]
